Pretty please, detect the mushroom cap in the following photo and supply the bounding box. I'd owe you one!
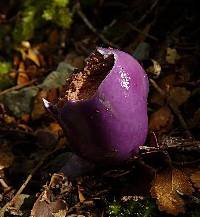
[45,48,149,164]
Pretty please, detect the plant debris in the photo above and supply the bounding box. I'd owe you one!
[151,168,194,215]
[0,0,200,216]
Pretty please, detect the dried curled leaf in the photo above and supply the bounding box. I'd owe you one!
[17,62,29,85]
[49,122,62,138]
[31,189,67,217]
[151,168,194,215]
[190,171,200,189]
[12,194,30,211]
[146,59,161,78]
[78,186,86,203]
[17,43,40,66]
[31,173,71,217]
[149,106,173,133]
[26,48,40,66]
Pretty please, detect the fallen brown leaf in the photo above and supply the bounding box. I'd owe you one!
[16,42,41,66]
[49,122,62,138]
[190,171,200,189]
[149,106,173,133]
[21,113,30,123]
[31,173,70,217]
[17,62,29,85]
[12,194,30,211]
[17,123,33,132]
[17,72,29,85]
[31,189,67,217]
[27,48,40,66]
[78,186,86,203]
[3,114,16,124]
[151,167,194,215]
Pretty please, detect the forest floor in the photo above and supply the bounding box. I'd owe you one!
[0,1,200,216]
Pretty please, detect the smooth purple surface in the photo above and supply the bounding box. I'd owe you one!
[46,48,149,164]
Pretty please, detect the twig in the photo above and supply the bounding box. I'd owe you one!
[75,3,119,48]
[140,140,200,153]
[149,79,166,97]
[128,23,158,41]
[184,79,200,87]
[0,79,37,97]
[161,136,200,150]
[140,137,200,167]
[136,0,160,25]
[0,148,57,216]
[149,78,192,137]
[173,159,200,167]
[102,19,117,33]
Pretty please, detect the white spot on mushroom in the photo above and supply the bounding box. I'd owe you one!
[119,67,131,90]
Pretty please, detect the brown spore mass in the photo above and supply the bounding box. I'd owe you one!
[59,50,114,104]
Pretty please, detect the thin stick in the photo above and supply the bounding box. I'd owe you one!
[75,3,119,48]
[136,0,160,25]
[0,79,37,97]
[149,78,192,137]
[0,149,56,216]
[152,132,159,148]
[128,23,158,41]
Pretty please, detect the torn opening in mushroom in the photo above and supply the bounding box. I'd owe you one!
[59,50,114,103]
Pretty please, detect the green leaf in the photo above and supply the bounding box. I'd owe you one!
[1,86,39,117]
[53,0,69,7]
[13,5,38,43]
[0,62,11,74]
[13,0,72,43]
[39,62,74,89]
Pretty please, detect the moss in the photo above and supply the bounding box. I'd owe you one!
[0,62,11,74]
[12,0,72,43]
[0,61,13,90]
[13,5,38,43]
[108,199,157,217]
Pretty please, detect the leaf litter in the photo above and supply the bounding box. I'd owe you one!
[151,167,194,215]
[0,1,200,216]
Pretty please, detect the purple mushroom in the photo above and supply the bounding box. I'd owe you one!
[43,47,149,165]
